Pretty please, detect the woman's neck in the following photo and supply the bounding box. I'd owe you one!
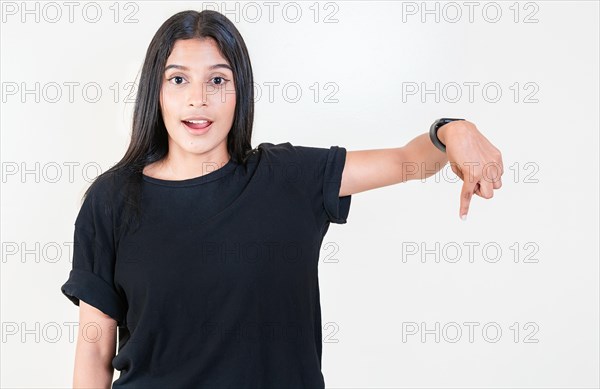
[142,152,231,180]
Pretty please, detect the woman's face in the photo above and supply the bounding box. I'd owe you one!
[160,37,236,161]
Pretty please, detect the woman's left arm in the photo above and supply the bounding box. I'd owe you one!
[339,120,504,220]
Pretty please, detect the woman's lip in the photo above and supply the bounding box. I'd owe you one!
[182,120,213,134]
[182,120,212,129]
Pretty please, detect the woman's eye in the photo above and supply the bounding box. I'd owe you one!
[210,77,229,86]
[168,76,186,85]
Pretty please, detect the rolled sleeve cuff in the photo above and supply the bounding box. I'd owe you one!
[323,146,352,224]
[61,269,126,325]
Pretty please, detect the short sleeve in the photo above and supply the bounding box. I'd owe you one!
[60,180,127,326]
[259,142,352,225]
[320,145,352,224]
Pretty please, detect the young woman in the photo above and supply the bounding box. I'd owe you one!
[61,9,503,388]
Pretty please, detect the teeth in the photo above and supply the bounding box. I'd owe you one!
[185,119,208,124]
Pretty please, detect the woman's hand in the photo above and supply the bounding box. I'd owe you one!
[438,120,504,220]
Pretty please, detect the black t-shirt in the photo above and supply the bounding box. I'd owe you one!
[61,141,352,388]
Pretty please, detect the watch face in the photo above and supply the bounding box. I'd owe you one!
[442,118,464,124]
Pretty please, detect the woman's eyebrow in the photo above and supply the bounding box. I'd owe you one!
[164,63,233,72]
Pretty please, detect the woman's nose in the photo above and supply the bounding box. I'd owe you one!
[187,82,215,106]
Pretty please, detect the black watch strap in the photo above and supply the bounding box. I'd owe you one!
[429,118,465,152]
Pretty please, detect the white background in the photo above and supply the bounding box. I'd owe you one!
[1,1,598,388]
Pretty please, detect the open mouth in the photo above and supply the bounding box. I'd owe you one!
[182,119,213,130]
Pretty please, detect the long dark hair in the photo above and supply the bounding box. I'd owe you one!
[84,10,255,235]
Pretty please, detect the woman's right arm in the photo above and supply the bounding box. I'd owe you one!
[73,300,118,389]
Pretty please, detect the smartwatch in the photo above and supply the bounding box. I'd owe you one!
[429,118,465,153]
